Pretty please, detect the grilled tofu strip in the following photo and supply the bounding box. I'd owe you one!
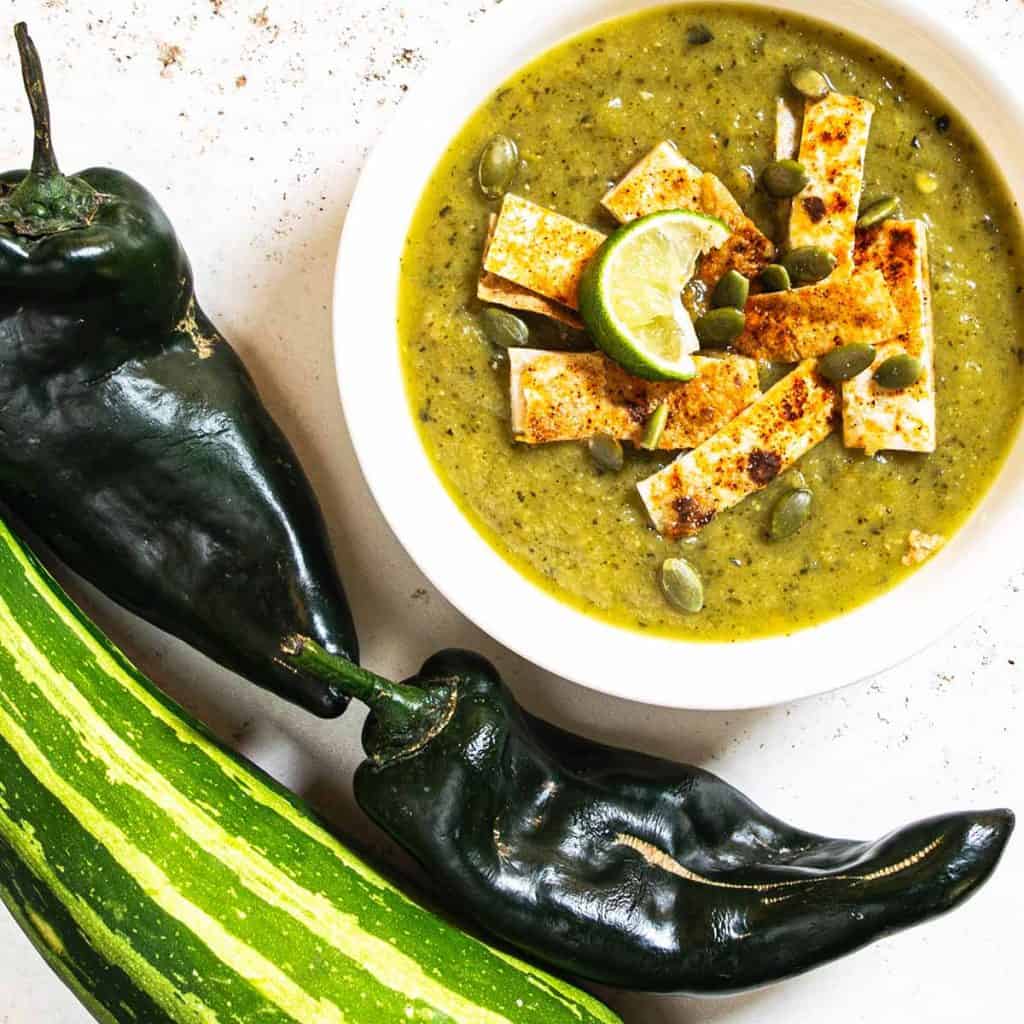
[482,194,606,310]
[600,141,774,283]
[843,220,936,454]
[788,92,874,274]
[478,215,584,329]
[733,267,900,361]
[509,349,759,450]
[637,360,838,537]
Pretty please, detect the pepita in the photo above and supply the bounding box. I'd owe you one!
[477,134,519,199]
[661,557,704,613]
[758,360,794,391]
[640,402,669,450]
[789,65,831,100]
[818,342,876,382]
[480,307,529,348]
[759,263,792,293]
[782,245,837,285]
[686,24,714,46]
[587,434,624,472]
[857,195,899,229]
[874,353,924,390]
[696,307,746,348]
[770,487,813,541]
[711,270,750,310]
[760,159,809,198]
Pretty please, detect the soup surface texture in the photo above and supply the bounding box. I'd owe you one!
[398,3,1024,641]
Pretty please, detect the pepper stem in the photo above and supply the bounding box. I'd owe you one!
[282,636,455,762]
[0,23,100,236]
[15,23,60,180]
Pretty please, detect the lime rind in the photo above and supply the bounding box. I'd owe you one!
[579,210,730,382]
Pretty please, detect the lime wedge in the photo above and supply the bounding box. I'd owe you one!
[579,210,730,381]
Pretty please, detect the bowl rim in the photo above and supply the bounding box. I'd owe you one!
[333,0,1024,710]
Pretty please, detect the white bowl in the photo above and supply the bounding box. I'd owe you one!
[334,0,1024,710]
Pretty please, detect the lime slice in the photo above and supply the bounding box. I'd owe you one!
[579,210,730,381]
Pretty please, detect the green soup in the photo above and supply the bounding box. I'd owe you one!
[398,3,1024,641]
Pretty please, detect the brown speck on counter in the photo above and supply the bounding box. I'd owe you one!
[235,74,248,88]
[158,43,183,77]
[251,6,281,40]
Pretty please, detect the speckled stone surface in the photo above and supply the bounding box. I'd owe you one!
[0,2,1020,1021]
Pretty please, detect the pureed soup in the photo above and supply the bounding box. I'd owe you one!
[398,3,1024,641]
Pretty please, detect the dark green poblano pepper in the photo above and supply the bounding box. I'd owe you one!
[0,26,357,716]
[285,638,1014,994]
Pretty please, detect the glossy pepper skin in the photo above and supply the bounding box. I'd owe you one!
[286,639,1014,994]
[0,26,357,716]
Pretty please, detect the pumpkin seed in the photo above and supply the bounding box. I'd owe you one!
[770,487,813,541]
[661,557,704,613]
[782,245,837,285]
[789,65,831,100]
[711,270,750,310]
[686,24,714,46]
[480,307,528,348]
[818,342,876,382]
[640,402,669,450]
[587,433,624,472]
[874,353,924,390]
[696,307,746,349]
[758,360,793,391]
[857,195,899,229]
[477,134,519,199]
[760,159,809,198]
[759,263,791,293]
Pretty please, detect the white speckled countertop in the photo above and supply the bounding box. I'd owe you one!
[0,2,1021,1021]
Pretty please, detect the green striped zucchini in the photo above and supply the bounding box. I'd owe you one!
[0,516,620,1024]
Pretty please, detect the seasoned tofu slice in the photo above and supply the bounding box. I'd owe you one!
[509,349,759,450]
[600,141,774,283]
[478,215,583,329]
[637,360,838,537]
[789,92,874,274]
[600,141,705,222]
[733,267,900,361]
[482,194,606,310]
[843,220,936,454]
